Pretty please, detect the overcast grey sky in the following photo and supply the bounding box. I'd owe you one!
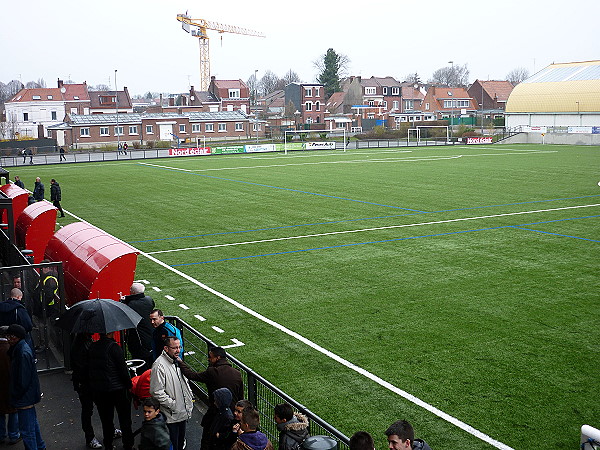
[1,0,598,96]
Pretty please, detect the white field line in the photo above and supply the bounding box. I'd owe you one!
[138,249,513,449]
[139,150,554,173]
[147,203,600,255]
[64,208,513,448]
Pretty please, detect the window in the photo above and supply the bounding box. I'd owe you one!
[383,101,387,109]
[192,123,201,133]
[393,101,399,110]
[392,87,399,95]
[114,126,123,136]
[315,87,320,97]
[305,102,313,111]
[129,125,138,135]
[252,123,262,132]
[100,96,116,105]
[23,113,29,121]
[368,100,374,107]
[404,100,414,110]
[315,101,320,111]
[48,95,53,100]
[51,111,57,120]
[443,99,470,108]
[228,89,240,98]
[205,123,214,132]
[227,104,234,111]
[304,87,312,97]
[32,95,41,100]
[425,102,430,110]
[179,124,186,133]
[100,127,109,136]
[367,113,375,119]
[71,108,78,114]
[218,123,227,132]
[80,128,90,137]
[235,122,243,131]
[365,87,376,95]
[73,96,80,100]
[146,125,154,134]
[307,117,313,124]
[383,87,388,95]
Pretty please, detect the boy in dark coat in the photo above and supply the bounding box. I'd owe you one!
[274,403,309,450]
[231,408,274,450]
[138,397,171,450]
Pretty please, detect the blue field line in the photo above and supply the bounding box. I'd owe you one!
[169,214,599,266]
[511,227,600,242]
[128,193,600,244]
[140,163,426,213]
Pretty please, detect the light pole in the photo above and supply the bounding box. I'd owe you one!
[576,101,580,126]
[448,61,454,139]
[253,69,258,107]
[115,69,120,152]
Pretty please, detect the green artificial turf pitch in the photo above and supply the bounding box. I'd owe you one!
[17,144,599,449]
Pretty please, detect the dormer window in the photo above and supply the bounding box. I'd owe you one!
[32,95,41,100]
[47,95,53,100]
[365,87,376,95]
[74,96,80,100]
[228,89,240,98]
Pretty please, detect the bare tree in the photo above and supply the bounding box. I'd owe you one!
[506,67,529,85]
[429,63,470,87]
[90,84,111,91]
[403,73,422,84]
[258,70,279,96]
[0,80,24,104]
[282,69,300,86]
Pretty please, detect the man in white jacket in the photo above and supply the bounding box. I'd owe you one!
[150,336,194,450]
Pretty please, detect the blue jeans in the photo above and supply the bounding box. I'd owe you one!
[0,413,19,441]
[17,407,45,450]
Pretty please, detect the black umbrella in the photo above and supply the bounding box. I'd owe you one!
[55,298,142,334]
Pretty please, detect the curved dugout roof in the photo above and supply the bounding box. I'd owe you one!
[505,60,600,113]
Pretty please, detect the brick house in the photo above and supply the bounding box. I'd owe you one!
[4,79,130,139]
[421,86,479,122]
[208,77,251,114]
[47,111,260,149]
[467,80,514,124]
[284,83,326,128]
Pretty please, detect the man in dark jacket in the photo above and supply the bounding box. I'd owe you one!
[6,324,46,449]
[274,403,309,450]
[123,283,155,370]
[177,346,243,450]
[50,179,64,217]
[0,288,34,351]
[88,332,134,450]
[32,177,44,201]
[385,419,432,450]
[13,176,24,189]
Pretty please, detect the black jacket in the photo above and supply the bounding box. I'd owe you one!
[123,293,155,360]
[0,298,33,332]
[139,412,171,450]
[87,335,132,392]
[33,181,44,201]
[50,182,61,201]
[180,357,243,408]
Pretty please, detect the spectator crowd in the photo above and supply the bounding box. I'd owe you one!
[1,280,432,450]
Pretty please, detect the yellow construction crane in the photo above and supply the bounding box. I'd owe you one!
[177,13,265,91]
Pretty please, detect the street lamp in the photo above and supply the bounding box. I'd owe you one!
[448,61,454,139]
[115,69,120,152]
[253,69,258,107]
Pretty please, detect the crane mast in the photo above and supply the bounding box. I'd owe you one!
[177,13,265,91]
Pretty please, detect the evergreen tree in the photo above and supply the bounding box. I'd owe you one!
[316,48,346,99]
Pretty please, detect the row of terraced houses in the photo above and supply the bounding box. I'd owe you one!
[2,74,514,148]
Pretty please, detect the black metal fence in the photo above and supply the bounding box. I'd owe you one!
[165,316,350,450]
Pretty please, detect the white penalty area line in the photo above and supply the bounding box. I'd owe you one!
[139,248,513,450]
[147,203,600,255]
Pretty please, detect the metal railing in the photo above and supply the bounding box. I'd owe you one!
[165,316,350,450]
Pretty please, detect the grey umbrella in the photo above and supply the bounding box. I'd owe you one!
[55,298,142,334]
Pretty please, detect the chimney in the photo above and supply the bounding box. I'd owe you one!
[58,79,64,88]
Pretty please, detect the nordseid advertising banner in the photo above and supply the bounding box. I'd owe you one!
[169,147,211,156]
[212,146,245,154]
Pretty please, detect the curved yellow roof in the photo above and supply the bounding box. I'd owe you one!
[505,60,600,113]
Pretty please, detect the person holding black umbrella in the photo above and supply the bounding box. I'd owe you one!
[88,331,134,450]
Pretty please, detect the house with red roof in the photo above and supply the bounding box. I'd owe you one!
[421,86,479,123]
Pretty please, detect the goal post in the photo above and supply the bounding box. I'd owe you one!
[283,129,346,154]
[407,125,449,145]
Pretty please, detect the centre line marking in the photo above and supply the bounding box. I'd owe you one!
[146,203,600,255]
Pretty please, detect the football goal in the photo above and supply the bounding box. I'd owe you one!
[283,129,347,155]
[407,125,449,145]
